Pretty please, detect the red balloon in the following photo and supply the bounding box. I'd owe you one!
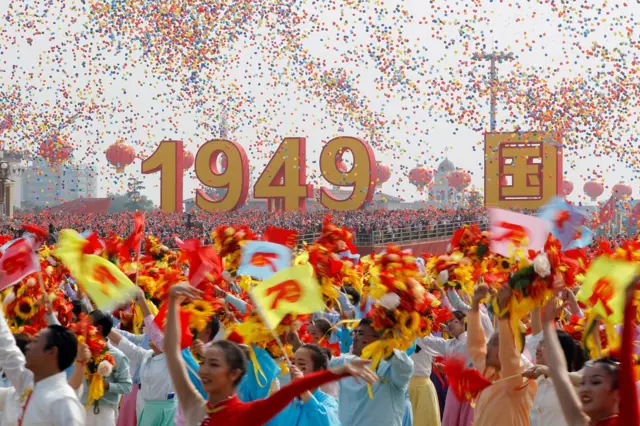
[562,179,574,196]
[337,160,349,173]
[183,149,195,170]
[376,161,391,186]
[583,180,604,201]
[612,182,632,198]
[105,139,136,173]
[447,170,471,191]
[39,135,74,165]
[408,165,433,189]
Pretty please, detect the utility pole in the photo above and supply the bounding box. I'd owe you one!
[471,51,514,132]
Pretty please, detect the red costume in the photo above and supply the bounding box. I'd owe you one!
[200,369,348,426]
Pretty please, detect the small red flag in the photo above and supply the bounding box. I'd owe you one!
[263,227,298,249]
[175,238,222,287]
[124,213,145,258]
[22,224,49,243]
[443,356,493,402]
[153,302,193,350]
[598,197,615,224]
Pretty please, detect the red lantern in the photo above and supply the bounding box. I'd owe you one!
[39,135,74,165]
[183,149,194,170]
[376,162,391,187]
[447,170,471,191]
[562,179,573,196]
[408,165,433,189]
[612,182,632,198]
[583,180,604,201]
[105,139,136,173]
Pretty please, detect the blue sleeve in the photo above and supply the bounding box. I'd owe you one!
[446,290,471,312]
[118,329,146,346]
[388,349,414,389]
[301,395,340,426]
[224,293,248,314]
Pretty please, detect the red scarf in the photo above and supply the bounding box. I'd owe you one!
[592,414,618,426]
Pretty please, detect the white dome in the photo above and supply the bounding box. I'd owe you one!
[437,158,455,173]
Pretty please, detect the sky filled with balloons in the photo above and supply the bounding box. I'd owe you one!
[0,0,638,206]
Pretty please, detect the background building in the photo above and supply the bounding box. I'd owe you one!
[21,159,98,208]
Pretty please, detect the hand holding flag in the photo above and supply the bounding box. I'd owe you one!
[0,236,39,291]
[251,263,324,329]
[54,230,138,311]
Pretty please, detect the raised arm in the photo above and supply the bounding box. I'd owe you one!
[242,360,378,424]
[165,284,204,416]
[619,283,639,426]
[110,330,152,367]
[542,297,588,426]
[0,305,32,394]
[387,349,414,388]
[467,285,490,371]
[495,286,527,390]
[68,343,90,390]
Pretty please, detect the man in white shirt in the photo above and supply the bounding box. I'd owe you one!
[0,307,85,425]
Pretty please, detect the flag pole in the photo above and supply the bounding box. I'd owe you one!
[247,290,292,365]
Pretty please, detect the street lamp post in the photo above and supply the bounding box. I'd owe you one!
[0,161,10,217]
[471,51,515,132]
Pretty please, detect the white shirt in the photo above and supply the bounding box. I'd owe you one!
[418,332,470,364]
[0,310,85,426]
[116,337,175,418]
[530,376,568,426]
[410,346,434,377]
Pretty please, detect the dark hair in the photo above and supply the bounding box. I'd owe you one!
[556,330,587,372]
[206,317,220,342]
[13,333,33,355]
[585,357,619,389]
[451,310,466,322]
[341,285,361,306]
[299,344,329,371]
[44,325,78,371]
[311,318,332,337]
[89,310,114,337]
[357,318,380,337]
[71,300,84,318]
[211,340,247,387]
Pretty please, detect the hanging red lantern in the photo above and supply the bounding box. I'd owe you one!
[447,170,471,191]
[183,149,195,170]
[105,139,136,173]
[583,180,604,202]
[408,165,433,189]
[612,182,632,198]
[376,162,391,187]
[39,134,74,165]
[562,179,573,196]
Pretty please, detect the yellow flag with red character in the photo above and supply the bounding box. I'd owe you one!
[576,257,640,324]
[54,230,138,310]
[251,263,324,329]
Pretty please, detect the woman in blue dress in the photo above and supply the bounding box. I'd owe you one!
[271,344,341,426]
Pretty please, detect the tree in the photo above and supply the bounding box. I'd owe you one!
[466,188,484,208]
[108,177,155,212]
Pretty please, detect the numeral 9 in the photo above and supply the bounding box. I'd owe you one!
[195,140,249,212]
[320,137,376,210]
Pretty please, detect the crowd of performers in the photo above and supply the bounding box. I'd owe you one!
[0,213,637,426]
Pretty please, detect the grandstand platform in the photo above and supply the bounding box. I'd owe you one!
[45,198,111,215]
